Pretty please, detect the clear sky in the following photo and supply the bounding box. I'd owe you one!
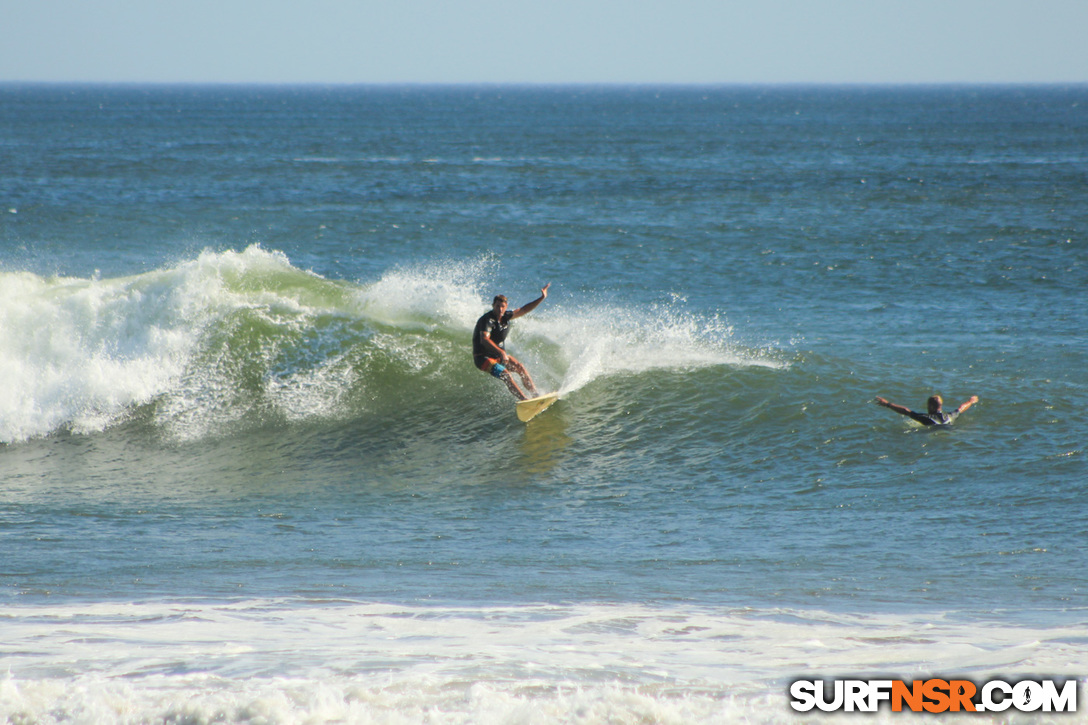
[3,0,1087,85]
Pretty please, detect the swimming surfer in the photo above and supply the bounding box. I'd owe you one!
[874,394,979,426]
[473,284,550,401]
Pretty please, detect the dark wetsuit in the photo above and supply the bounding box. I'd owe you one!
[473,310,514,370]
[905,410,958,426]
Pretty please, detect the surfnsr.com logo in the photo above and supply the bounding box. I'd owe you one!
[789,678,1078,714]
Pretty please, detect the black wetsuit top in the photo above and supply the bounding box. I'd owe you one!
[906,410,957,426]
[473,310,514,367]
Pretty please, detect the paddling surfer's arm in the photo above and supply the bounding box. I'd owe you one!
[510,283,550,320]
[955,396,979,414]
[873,397,915,417]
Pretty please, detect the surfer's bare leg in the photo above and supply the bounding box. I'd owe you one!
[519,370,539,398]
[505,356,539,397]
[500,371,528,400]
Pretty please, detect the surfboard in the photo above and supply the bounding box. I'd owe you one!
[516,392,559,422]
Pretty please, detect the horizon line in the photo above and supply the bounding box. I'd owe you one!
[3,80,1086,89]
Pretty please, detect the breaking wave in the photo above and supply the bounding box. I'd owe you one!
[0,245,781,444]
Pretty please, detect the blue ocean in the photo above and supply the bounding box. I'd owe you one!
[1,84,1086,723]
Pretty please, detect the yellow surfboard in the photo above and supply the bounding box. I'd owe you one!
[516,392,559,422]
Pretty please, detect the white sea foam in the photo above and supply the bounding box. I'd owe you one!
[531,303,785,397]
[352,256,499,331]
[2,599,1084,724]
[0,245,324,443]
[0,268,193,442]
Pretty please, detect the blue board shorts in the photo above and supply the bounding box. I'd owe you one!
[476,357,506,379]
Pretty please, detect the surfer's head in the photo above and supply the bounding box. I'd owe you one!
[492,295,508,316]
[927,395,943,414]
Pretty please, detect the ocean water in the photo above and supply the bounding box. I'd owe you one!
[1,84,1086,723]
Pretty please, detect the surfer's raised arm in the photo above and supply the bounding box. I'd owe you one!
[510,283,550,320]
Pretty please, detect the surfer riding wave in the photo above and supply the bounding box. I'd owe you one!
[473,284,549,401]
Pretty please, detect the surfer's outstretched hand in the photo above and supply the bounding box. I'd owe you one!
[540,283,550,298]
